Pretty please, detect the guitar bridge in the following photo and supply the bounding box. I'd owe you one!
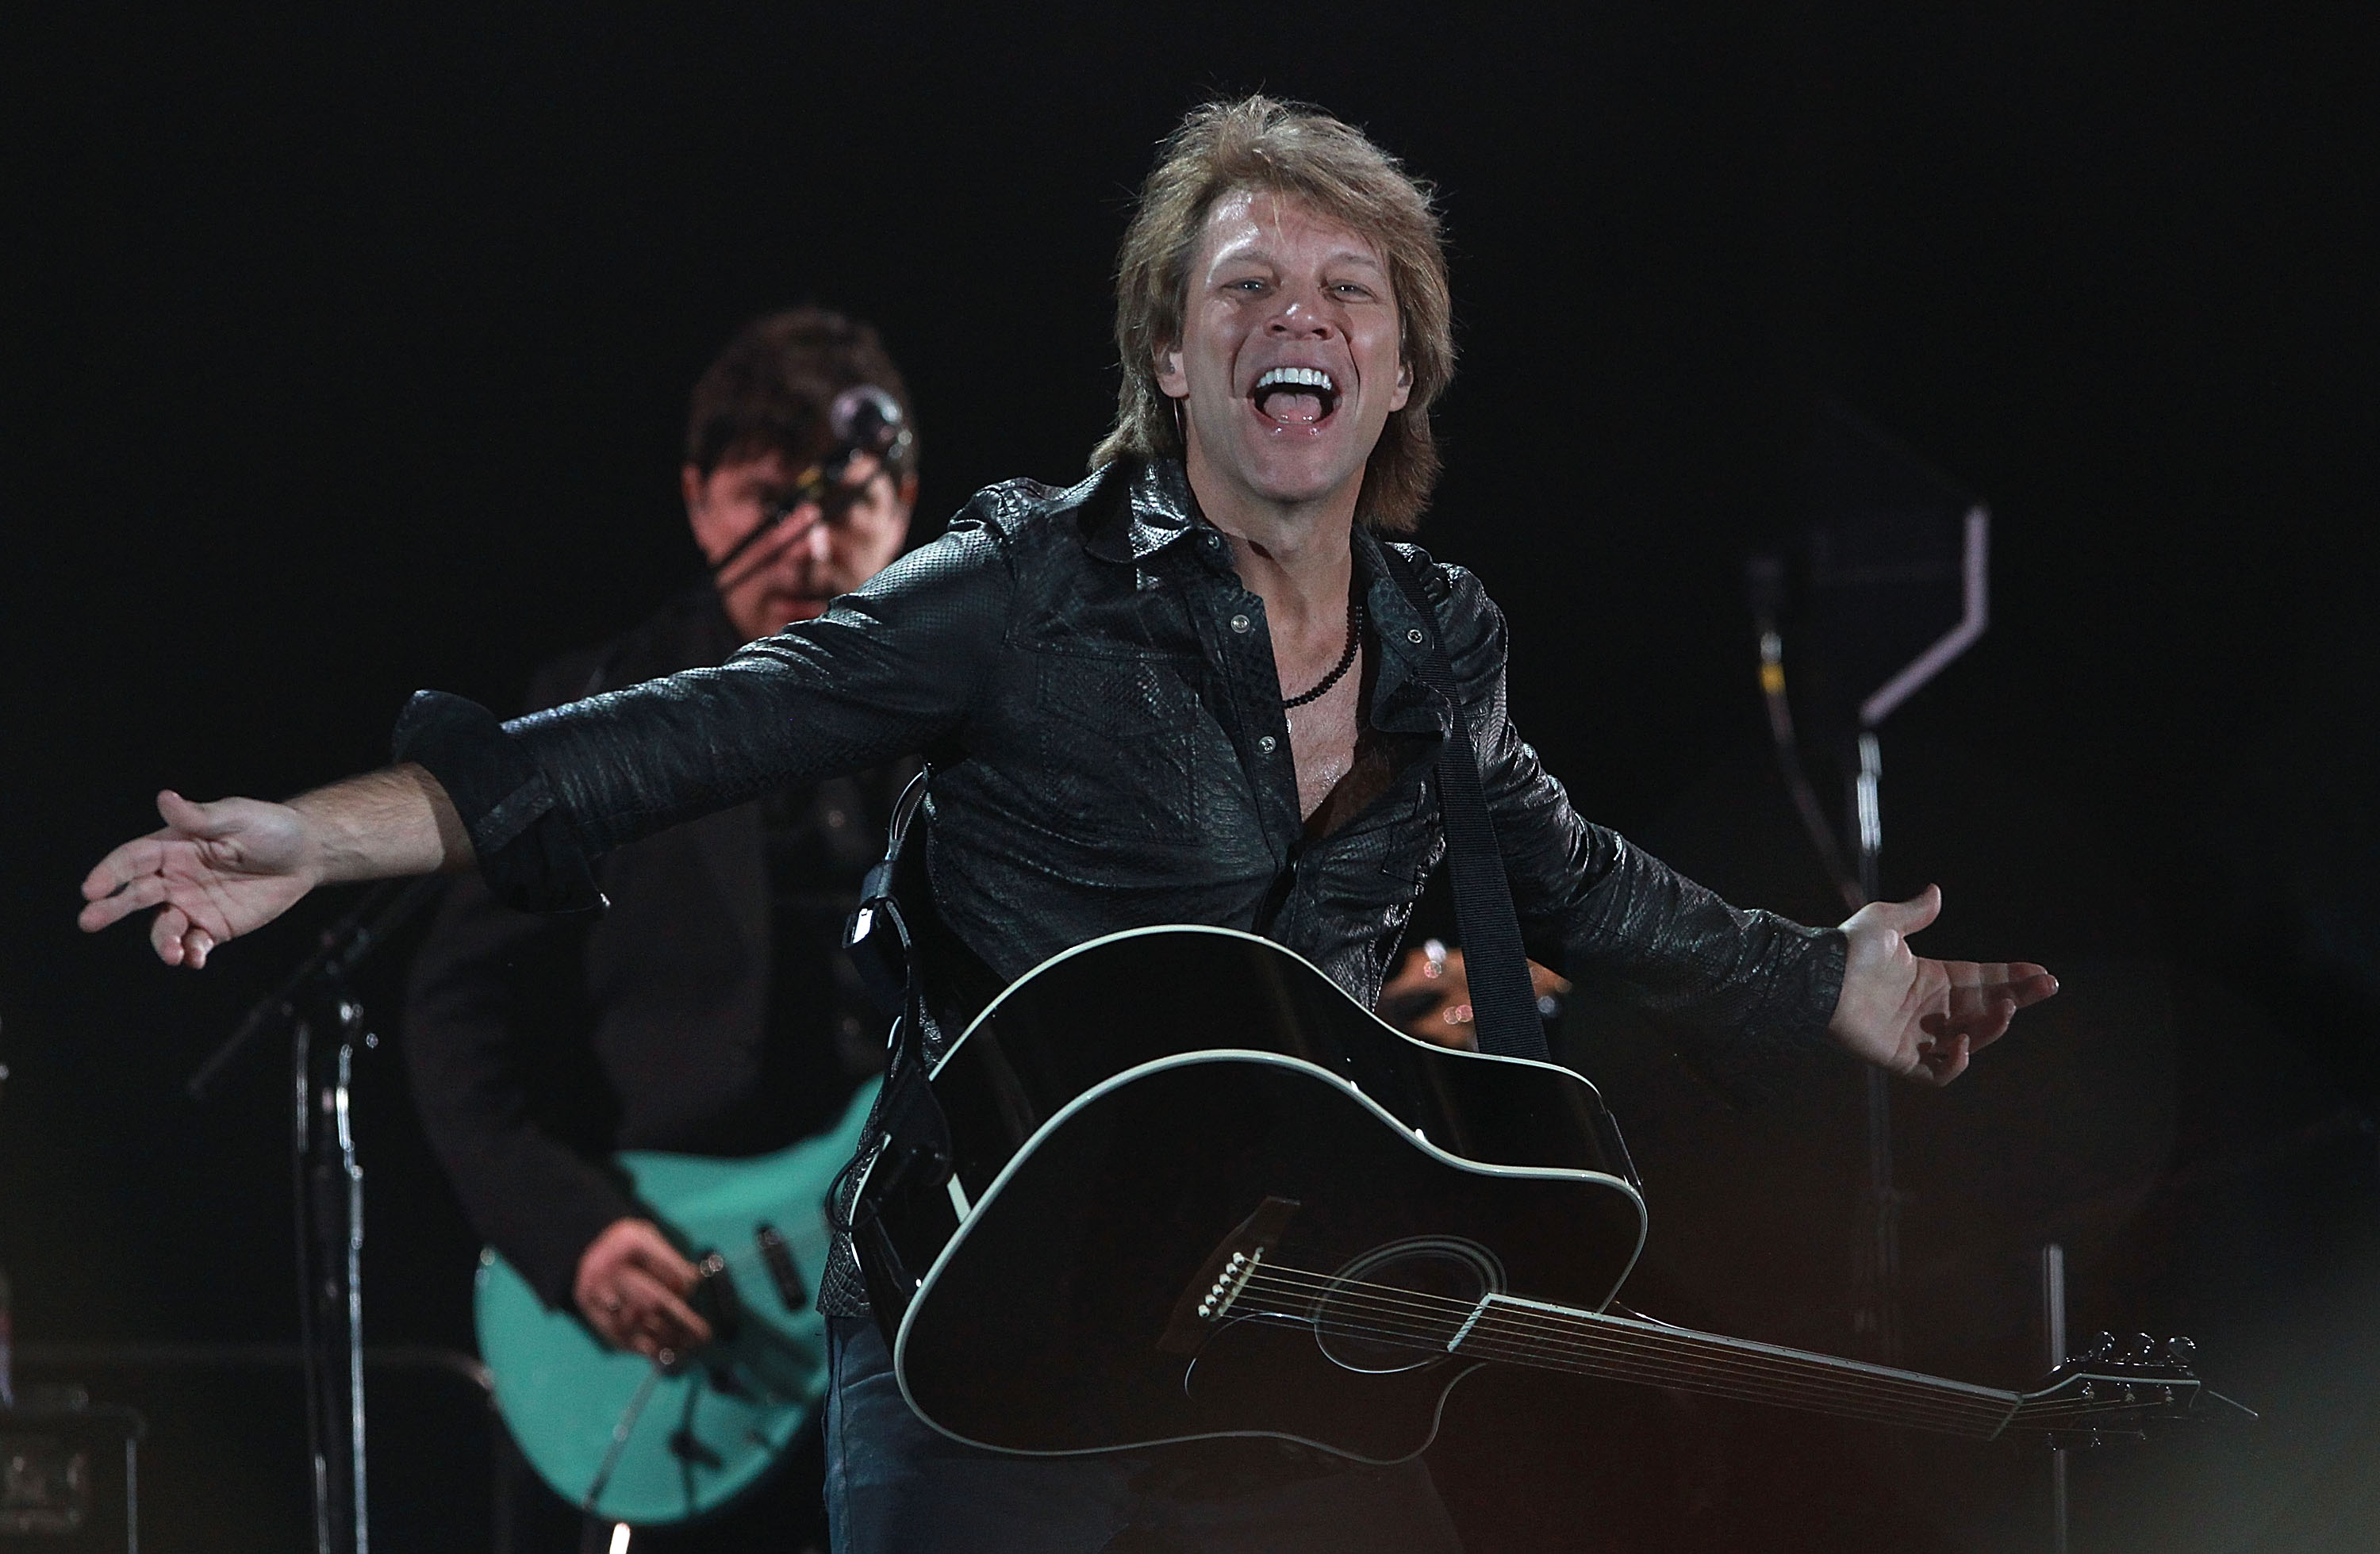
[1200,1250,1263,1322]
[1157,1196,1299,1355]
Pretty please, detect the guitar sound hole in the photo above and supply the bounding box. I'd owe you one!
[1312,1238,1503,1375]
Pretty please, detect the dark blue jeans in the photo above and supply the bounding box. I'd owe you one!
[823,1317,1464,1554]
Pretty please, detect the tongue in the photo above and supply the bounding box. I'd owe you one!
[1259,389,1327,424]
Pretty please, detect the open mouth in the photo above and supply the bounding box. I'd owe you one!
[1251,365,1340,427]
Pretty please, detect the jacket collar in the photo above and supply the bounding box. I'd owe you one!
[1079,459,1451,731]
[1083,456,1203,563]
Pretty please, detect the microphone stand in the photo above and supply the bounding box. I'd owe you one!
[186,876,442,1554]
[1749,578,1904,1369]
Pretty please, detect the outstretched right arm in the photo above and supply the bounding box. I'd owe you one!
[78,763,472,969]
[86,501,1015,968]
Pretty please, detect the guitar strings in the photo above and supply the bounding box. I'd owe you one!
[1226,1308,2010,1437]
[1233,1268,2180,1433]
[1232,1259,2006,1412]
[1233,1299,2006,1435]
[1223,1301,2000,1435]
[1231,1264,1999,1414]
[1226,1266,2017,1434]
[1232,1268,2014,1426]
[1270,1324,2003,1434]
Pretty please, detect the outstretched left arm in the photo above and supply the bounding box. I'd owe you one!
[1417,557,2052,1095]
[1826,884,2058,1085]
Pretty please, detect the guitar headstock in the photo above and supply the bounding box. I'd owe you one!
[2010,1332,2255,1446]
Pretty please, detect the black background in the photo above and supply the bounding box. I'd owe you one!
[4,3,2376,1548]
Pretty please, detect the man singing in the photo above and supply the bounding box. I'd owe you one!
[81,98,2053,1553]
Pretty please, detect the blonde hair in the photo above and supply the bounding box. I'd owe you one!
[1091,97,1454,533]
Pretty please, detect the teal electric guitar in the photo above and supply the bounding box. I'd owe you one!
[474,1078,880,1525]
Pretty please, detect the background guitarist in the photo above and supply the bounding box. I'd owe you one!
[79,99,2058,1552]
[402,307,920,1554]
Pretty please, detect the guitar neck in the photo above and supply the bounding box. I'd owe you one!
[1459,1294,2020,1440]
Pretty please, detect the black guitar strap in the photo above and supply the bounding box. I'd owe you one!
[835,771,955,1318]
[1375,544,1550,1064]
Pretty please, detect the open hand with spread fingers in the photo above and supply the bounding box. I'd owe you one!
[79,765,467,969]
[1826,884,2057,1085]
[78,790,324,969]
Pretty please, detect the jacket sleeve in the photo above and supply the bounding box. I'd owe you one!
[397,513,1013,914]
[1438,565,1848,1103]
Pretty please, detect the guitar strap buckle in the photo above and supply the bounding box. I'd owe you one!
[844,770,930,1021]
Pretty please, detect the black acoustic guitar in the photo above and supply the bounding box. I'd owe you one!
[852,926,2240,1462]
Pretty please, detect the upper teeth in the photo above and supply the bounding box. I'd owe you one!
[1257,366,1334,393]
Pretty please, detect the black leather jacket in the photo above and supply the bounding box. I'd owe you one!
[397,457,1844,1099]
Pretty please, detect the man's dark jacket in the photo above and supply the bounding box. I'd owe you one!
[399,457,1848,1308]
[403,588,892,1308]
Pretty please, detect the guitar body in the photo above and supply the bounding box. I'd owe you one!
[861,927,1649,1463]
[861,927,2233,1462]
[475,1077,880,1525]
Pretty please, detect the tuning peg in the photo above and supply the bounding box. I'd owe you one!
[2071,1331,2117,1364]
[2124,1333,2158,1362]
[2163,1336,2197,1366]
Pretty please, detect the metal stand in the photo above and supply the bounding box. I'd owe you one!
[186,878,439,1554]
[2042,1242,2071,1553]
[1752,606,1911,1366]
[1856,1069,1905,1363]
[293,998,370,1554]
[1848,732,1907,1365]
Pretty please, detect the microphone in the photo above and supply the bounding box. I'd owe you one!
[830,385,913,474]
[708,386,912,580]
